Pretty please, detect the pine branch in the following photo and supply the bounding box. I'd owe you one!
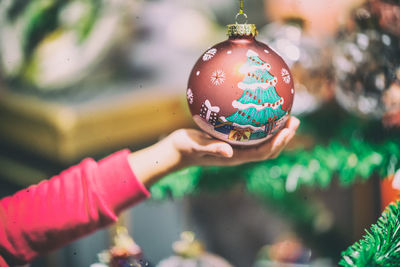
[340,201,400,267]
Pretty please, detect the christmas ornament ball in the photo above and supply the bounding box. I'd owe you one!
[187,24,294,146]
[334,3,400,123]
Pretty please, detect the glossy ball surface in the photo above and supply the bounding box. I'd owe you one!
[187,36,294,146]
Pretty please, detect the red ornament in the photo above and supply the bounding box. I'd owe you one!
[187,24,294,146]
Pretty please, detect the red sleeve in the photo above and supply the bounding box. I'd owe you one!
[0,149,150,266]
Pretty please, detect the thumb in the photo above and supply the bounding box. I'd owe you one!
[195,141,233,158]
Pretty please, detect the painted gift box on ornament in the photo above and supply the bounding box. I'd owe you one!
[249,115,278,140]
[200,100,220,126]
[228,127,253,141]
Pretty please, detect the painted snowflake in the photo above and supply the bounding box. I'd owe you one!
[210,70,225,86]
[281,68,291,84]
[202,48,217,61]
[187,88,194,104]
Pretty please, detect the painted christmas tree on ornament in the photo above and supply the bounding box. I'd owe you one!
[225,49,287,142]
[187,10,294,146]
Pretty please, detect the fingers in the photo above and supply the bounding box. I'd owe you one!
[287,116,300,131]
[267,116,299,159]
[247,128,291,161]
[179,116,300,166]
[192,140,234,158]
[185,129,234,158]
[269,128,296,159]
[269,129,291,158]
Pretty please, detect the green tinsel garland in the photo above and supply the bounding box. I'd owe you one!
[340,201,400,266]
[150,137,399,200]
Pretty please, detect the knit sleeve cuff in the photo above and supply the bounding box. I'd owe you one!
[96,149,151,214]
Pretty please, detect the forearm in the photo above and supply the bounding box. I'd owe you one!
[0,150,149,265]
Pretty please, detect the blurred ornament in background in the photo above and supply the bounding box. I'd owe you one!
[334,1,400,126]
[0,0,141,91]
[91,226,152,267]
[259,18,334,116]
[157,231,232,267]
[253,234,312,267]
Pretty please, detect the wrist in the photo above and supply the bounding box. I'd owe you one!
[127,136,184,188]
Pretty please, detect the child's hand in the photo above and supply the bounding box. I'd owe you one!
[170,116,300,167]
[129,116,299,187]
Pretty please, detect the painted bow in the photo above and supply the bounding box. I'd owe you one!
[231,128,252,141]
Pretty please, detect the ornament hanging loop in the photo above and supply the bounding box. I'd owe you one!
[235,12,248,24]
[236,0,248,24]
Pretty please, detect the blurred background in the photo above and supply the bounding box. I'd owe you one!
[0,0,400,266]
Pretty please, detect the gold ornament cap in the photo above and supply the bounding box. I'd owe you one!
[227,24,257,37]
[173,231,204,258]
